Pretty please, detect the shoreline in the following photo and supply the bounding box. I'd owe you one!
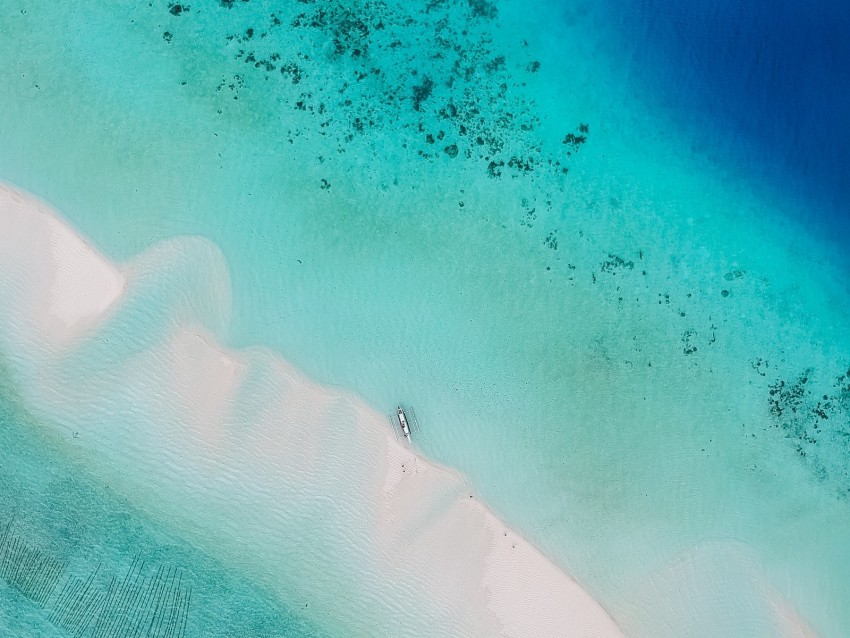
[0,182,626,636]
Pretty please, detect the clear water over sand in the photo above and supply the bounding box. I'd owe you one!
[0,0,848,636]
[0,362,324,637]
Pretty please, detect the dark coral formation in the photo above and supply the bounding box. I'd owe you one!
[411,76,436,112]
[168,3,189,16]
[467,0,498,20]
[766,366,850,498]
[562,125,589,154]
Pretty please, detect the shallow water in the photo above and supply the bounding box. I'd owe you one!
[0,364,324,637]
[0,0,848,636]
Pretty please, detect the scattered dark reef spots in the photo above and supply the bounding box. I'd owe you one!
[543,230,558,250]
[519,198,536,228]
[162,0,589,207]
[765,367,850,498]
[681,329,698,355]
[751,357,770,377]
[467,0,498,19]
[724,269,746,281]
[215,73,245,100]
[0,520,192,637]
[718,269,745,298]
[484,55,506,74]
[279,62,303,85]
[507,155,534,174]
[600,253,634,274]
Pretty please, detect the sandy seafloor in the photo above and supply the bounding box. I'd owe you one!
[0,0,849,636]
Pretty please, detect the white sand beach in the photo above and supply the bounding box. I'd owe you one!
[0,182,626,636]
[0,186,125,349]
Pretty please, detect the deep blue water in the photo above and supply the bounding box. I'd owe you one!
[596,0,850,251]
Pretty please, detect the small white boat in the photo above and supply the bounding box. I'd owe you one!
[397,406,412,442]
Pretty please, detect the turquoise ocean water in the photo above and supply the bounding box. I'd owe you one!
[1,0,849,636]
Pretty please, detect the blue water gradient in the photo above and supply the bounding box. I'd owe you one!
[596,0,850,247]
[2,0,850,634]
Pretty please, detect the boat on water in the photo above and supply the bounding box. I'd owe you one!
[396,406,412,442]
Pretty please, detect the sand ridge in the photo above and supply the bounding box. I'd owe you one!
[0,182,626,637]
[0,186,125,348]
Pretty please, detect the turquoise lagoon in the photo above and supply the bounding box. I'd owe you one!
[0,0,849,636]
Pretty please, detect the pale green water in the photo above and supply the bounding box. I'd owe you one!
[1,0,849,636]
